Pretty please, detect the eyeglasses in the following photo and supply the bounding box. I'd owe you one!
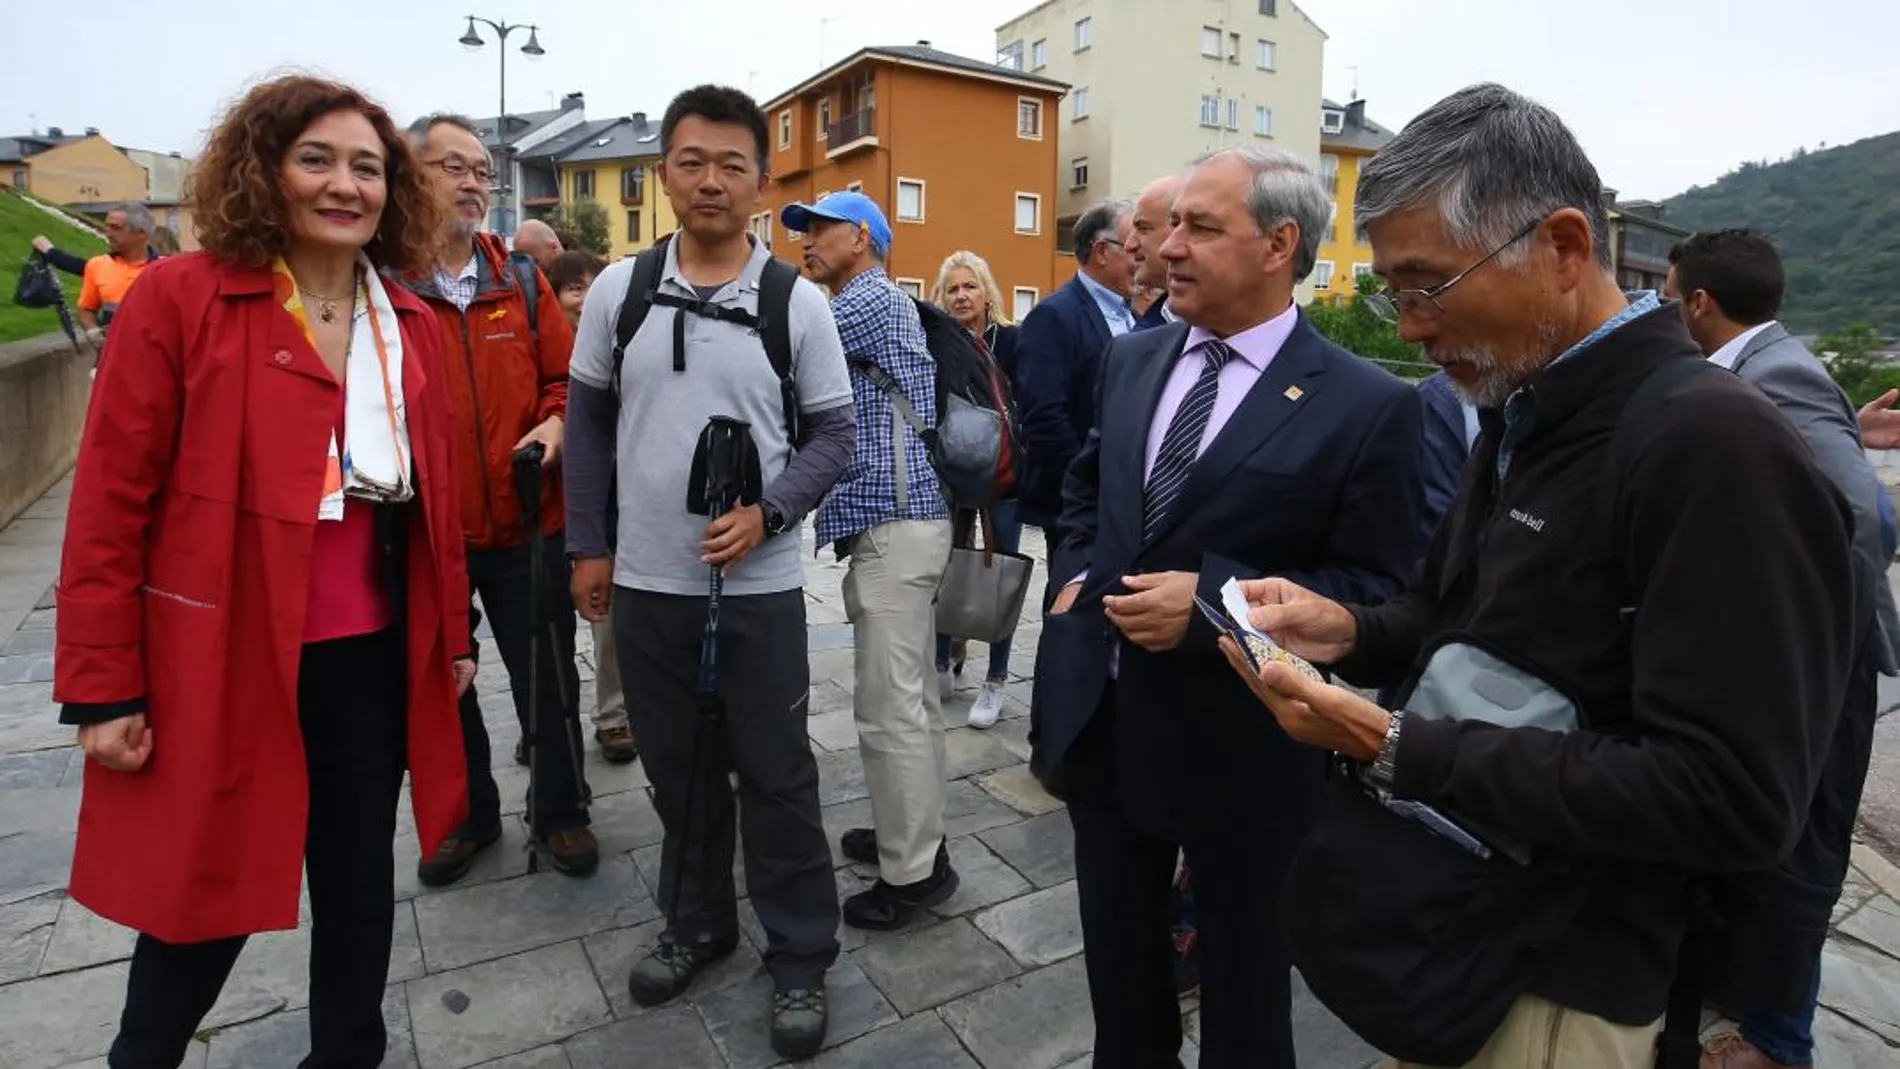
[423,156,495,184]
[1366,217,1543,324]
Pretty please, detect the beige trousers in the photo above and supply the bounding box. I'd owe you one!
[1383,995,1662,1069]
[843,518,954,886]
[589,615,626,730]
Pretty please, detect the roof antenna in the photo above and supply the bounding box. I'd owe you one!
[1348,66,1360,102]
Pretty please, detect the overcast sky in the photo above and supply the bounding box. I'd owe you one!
[3,0,1894,200]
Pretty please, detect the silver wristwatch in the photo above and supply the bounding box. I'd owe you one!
[1366,709,1405,790]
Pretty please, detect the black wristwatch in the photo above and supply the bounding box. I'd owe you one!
[761,501,788,537]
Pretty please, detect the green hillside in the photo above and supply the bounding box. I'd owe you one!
[1663,131,1900,336]
[0,188,107,344]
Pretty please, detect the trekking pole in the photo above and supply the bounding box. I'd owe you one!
[512,442,547,875]
[670,417,761,941]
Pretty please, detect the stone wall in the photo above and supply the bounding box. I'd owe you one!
[0,332,94,529]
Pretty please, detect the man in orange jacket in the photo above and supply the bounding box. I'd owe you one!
[402,114,597,882]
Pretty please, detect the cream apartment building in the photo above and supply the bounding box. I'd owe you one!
[996,0,1326,248]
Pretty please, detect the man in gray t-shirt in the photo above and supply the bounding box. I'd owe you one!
[563,86,855,1060]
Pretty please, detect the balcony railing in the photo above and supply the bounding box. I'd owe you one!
[826,109,877,150]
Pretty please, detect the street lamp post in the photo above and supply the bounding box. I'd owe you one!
[458,15,545,236]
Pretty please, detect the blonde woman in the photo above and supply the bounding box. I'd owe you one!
[930,250,1022,728]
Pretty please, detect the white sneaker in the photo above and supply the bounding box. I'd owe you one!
[938,669,955,701]
[968,681,1005,729]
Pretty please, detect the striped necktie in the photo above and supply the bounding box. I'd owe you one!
[1143,339,1236,541]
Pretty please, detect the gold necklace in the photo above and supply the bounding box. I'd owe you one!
[298,270,360,324]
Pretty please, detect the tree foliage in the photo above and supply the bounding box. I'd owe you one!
[1305,274,1433,379]
[1664,131,1900,335]
[1816,322,1900,407]
[546,198,611,256]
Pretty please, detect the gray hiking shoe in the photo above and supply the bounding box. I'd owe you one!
[771,986,828,1058]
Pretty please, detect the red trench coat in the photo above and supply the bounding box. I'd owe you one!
[54,251,470,944]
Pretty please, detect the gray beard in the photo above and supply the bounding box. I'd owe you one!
[1440,322,1566,409]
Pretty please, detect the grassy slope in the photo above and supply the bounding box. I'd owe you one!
[0,189,108,344]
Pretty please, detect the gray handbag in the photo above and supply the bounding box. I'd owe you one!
[935,509,1033,643]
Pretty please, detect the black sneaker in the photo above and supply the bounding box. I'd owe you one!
[770,986,828,1058]
[839,827,878,866]
[842,848,959,930]
[627,934,739,1007]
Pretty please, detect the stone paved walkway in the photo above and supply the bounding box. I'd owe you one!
[1,476,1897,1067]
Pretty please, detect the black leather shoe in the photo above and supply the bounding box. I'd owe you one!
[842,850,959,930]
[771,986,828,1058]
[839,827,878,865]
[627,934,739,1007]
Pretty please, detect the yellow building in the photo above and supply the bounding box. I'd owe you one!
[1312,98,1394,304]
[524,113,675,261]
[1,130,148,206]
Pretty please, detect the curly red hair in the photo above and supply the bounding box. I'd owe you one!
[188,75,439,274]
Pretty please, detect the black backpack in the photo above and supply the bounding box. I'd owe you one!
[507,251,541,340]
[851,297,1023,509]
[607,233,801,441]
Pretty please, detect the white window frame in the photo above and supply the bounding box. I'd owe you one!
[896,177,925,222]
[846,180,864,193]
[1200,26,1222,58]
[1253,105,1274,138]
[1072,87,1091,121]
[1322,109,1345,135]
[1352,263,1375,283]
[1014,192,1042,236]
[1018,97,1044,140]
[1071,156,1089,190]
[1229,31,1242,63]
[818,99,832,139]
[1031,39,1047,69]
[1313,260,1336,289]
[1226,99,1240,131]
[1074,16,1092,52]
[777,110,791,150]
[1199,95,1221,128]
[1257,39,1277,70]
[998,40,1024,70]
[749,212,773,249]
[895,277,925,299]
[1012,286,1039,321]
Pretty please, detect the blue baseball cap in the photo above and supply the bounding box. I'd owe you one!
[780,191,893,257]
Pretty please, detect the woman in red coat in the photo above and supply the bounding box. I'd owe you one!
[54,75,474,1069]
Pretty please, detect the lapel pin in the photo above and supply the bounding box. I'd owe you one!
[1283,386,1304,402]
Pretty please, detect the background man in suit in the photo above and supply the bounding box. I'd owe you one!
[1414,369,1478,543]
[1032,146,1423,1068]
[1013,198,1137,543]
[1126,175,1185,330]
[1665,229,1900,1069]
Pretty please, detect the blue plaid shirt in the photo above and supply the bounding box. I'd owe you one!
[815,268,948,547]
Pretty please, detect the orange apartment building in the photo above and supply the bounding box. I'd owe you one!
[759,43,1068,323]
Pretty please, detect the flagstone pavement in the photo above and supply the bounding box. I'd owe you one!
[1,476,1897,1067]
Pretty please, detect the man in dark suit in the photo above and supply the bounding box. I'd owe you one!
[1126,174,1184,331]
[1012,198,1137,540]
[1032,147,1424,1068]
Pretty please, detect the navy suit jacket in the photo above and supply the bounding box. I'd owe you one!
[1012,275,1114,528]
[1415,370,1471,544]
[1032,314,1425,839]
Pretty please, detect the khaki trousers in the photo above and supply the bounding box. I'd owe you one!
[589,615,627,730]
[843,518,954,886]
[1383,995,1662,1069]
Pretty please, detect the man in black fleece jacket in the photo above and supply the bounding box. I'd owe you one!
[1228,83,1856,1069]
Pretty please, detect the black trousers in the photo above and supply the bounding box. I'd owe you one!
[460,531,588,834]
[614,586,840,988]
[1065,699,1300,1069]
[108,629,408,1069]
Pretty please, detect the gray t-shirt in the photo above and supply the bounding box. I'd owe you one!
[569,240,852,595]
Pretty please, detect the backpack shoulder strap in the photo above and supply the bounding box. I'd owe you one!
[610,234,672,399]
[509,254,540,341]
[1597,357,1721,544]
[849,357,931,438]
[757,256,800,444]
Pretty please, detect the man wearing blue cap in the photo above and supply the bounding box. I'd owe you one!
[785,191,960,930]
